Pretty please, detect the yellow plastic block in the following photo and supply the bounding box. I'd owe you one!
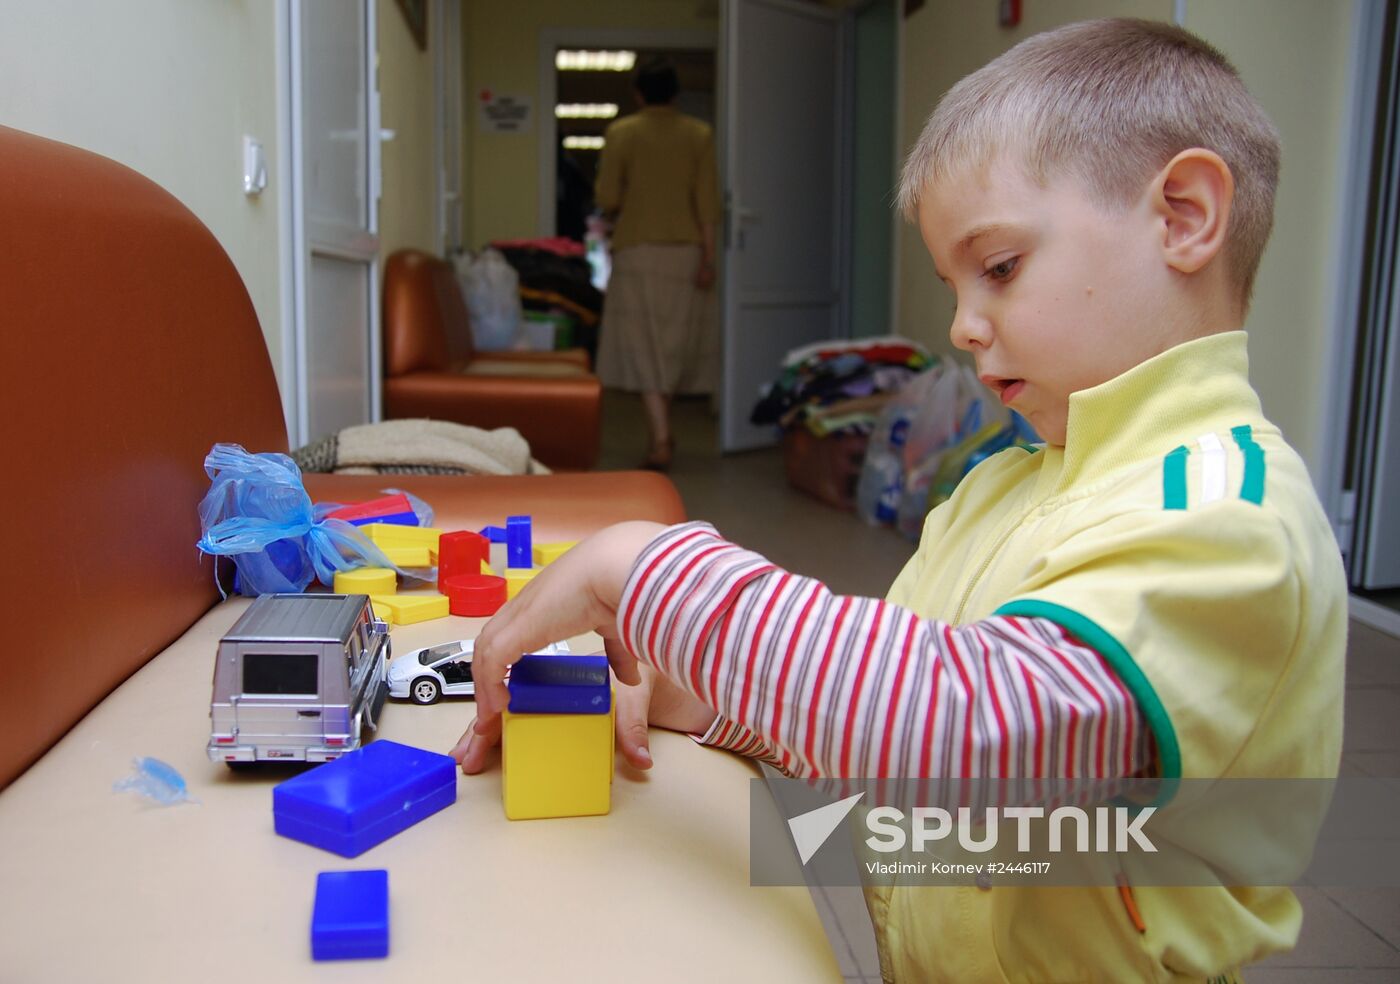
[333,567,397,596]
[362,523,443,548]
[380,545,433,568]
[504,567,539,600]
[502,697,614,820]
[369,592,449,625]
[480,559,495,575]
[368,595,397,624]
[532,541,578,567]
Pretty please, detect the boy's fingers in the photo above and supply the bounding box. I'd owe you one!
[613,669,654,770]
[604,634,642,687]
[456,714,502,775]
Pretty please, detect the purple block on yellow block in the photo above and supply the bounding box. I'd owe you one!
[501,654,614,820]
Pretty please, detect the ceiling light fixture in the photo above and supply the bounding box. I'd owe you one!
[554,103,619,120]
[556,50,637,72]
[563,135,606,150]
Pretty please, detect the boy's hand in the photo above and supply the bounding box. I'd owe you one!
[449,521,671,774]
[613,662,719,768]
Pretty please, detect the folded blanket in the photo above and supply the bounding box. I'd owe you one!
[293,419,550,476]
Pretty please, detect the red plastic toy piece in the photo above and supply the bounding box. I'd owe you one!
[437,530,491,593]
[325,493,414,524]
[444,574,507,617]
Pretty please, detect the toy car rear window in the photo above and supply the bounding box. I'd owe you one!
[242,652,319,696]
[419,643,465,665]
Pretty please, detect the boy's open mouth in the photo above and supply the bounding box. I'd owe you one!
[980,375,1026,406]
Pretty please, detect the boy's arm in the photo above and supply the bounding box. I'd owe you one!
[620,522,1153,781]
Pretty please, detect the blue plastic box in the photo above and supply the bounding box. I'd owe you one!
[311,869,389,961]
[507,654,611,714]
[273,740,456,858]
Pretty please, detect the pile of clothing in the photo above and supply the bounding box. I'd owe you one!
[750,336,934,437]
[492,238,603,358]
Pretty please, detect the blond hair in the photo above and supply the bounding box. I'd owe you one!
[899,18,1280,306]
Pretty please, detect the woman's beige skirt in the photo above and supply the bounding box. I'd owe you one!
[597,242,718,395]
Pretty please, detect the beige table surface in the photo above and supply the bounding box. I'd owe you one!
[0,599,840,983]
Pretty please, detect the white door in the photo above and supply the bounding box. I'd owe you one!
[720,0,847,451]
[291,0,382,446]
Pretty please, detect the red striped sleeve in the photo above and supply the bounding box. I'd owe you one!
[619,523,1153,782]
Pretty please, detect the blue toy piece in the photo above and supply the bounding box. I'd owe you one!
[505,515,533,569]
[507,654,611,714]
[311,869,389,961]
[479,524,507,543]
[344,510,419,528]
[273,741,457,858]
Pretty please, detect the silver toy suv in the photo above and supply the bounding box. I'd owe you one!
[207,594,390,765]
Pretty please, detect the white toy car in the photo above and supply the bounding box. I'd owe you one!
[386,638,571,705]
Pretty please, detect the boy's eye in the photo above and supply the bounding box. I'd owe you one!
[984,256,1019,282]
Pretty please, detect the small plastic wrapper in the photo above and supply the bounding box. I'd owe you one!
[113,757,198,806]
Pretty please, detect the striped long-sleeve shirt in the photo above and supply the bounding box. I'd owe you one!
[617,522,1153,781]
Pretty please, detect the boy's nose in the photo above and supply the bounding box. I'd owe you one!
[950,306,993,352]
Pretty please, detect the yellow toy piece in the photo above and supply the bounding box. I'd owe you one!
[369,592,449,625]
[532,541,578,567]
[361,523,443,548]
[379,544,433,568]
[480,558,495,575]
[504,567,538,600]
[333,566,396,596]
[501,696,614,820]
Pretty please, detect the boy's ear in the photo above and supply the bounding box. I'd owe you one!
[1150,149,1234,275]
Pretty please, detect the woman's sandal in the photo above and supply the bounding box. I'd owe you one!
[642,438,675,472]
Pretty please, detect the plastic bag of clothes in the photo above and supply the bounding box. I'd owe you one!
[856,363,1039,537]
[456,248,523,351]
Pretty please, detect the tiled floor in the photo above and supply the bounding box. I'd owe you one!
[598,390,1400,983]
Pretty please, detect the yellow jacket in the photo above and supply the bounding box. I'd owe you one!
[878,331,1346,982]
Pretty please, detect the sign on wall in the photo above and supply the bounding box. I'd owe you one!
[477,90,532,133]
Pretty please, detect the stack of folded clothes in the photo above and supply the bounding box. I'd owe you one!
[751,335,934,437]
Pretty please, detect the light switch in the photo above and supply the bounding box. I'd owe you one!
[242,135,267,196]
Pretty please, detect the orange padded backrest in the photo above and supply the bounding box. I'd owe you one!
[383,249,476,375]
[0,126,289,789]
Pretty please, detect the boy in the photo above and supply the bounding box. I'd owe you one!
[454,19,1345,982]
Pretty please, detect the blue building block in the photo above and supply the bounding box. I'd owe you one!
[479,525,507,543]
[311,869,389,961]
[508,654,611,714]
[345,510,419,528]
[273,741,457,858]
[506,515,533,569]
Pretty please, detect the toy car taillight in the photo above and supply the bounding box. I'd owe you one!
[215,736,235,744]
[326,737,346,746]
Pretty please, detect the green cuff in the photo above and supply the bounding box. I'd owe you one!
[994,598,1181,805]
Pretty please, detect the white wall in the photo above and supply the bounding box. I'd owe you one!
[1184,0,1357,478]
[378,0,438,262]
[0,0,286,399]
